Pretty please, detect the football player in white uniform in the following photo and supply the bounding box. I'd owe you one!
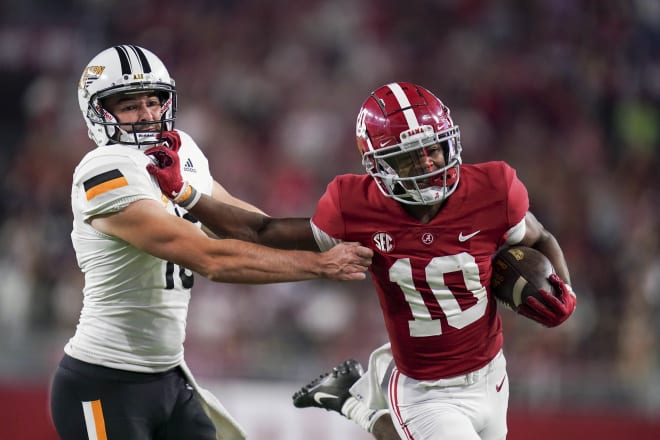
[49,45,373,440]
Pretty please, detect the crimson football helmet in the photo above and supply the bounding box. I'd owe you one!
[77,45,177,149]
[356,82,462,205]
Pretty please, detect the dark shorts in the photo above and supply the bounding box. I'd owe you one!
[50,354,216,440]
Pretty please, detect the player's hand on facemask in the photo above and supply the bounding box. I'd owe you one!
[145,133,200,209]
[160,130,182,152]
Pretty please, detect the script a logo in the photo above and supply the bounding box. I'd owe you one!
[373,232,394,253]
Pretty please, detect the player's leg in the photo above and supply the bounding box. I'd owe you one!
[388,351,509,440]
[477,351,508,440]
[154,368,216,440]
[50,354,215,439]
[50,355,153,439]
[293,343,399,440]
[388,367,480,440]
[50,366,107,439]
[292,358,365,413]
[371,413,400,439]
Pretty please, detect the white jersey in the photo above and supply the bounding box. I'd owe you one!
[65,130,213,373]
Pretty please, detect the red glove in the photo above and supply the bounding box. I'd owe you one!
[160,130,182,152]
[145,133,201,209]
[517,274,577,327]
[145,145,184,198]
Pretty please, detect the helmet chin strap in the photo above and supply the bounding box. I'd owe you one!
[409,186,447,205]
[120,128,160,147]
[388,181,445,205]
[110,125,163,149]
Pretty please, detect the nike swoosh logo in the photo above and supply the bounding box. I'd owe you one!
[313,392,339,405]
[496,374,507,392]
[458,230,481,242]
[379,140,393,147]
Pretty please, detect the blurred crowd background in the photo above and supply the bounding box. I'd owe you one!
[1,0,659,422]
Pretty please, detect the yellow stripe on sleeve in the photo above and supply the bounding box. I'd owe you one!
[85,176,129,200]
[83,169,129,201]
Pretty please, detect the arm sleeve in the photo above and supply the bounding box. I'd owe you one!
[73,150,160,222]
[310,219,343,251]
[503,163,529,244]
[505,217,526,245]
[310,177,346,251]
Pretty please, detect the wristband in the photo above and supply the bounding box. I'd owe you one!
[172,183,201,209]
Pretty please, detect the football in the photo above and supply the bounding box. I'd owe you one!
[490,245,555,311]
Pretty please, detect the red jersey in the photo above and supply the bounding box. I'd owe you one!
[311,161,529,380]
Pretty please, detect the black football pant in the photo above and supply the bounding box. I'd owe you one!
[50,354,216,439]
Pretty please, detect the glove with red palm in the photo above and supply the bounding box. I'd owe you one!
[145,131,201,209]
[517,274,577,327]
[159,130,182,152]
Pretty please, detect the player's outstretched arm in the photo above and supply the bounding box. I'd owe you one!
[90,199,372,283]
[146,142,320,251]
[192,193,318,250]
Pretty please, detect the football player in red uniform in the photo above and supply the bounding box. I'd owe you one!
[147,82,577,439]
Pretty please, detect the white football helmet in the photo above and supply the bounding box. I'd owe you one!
[356,82,462,205]
[77,45,177,148]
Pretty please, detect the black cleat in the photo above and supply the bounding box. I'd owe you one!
[292,359,364,413]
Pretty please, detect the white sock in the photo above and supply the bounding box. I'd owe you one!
[341,397,389,433]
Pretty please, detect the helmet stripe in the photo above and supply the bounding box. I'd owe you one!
[387,83,420,129]
[113,46,132,75]
[130,45,152,73]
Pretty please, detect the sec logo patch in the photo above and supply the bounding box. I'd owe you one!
[373,232,394,253]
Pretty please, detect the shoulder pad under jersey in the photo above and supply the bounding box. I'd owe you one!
[72,145,162,221]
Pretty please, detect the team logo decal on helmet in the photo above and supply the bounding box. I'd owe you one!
[79,66,105,88]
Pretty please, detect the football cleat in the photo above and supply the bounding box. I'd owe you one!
[292,359,364,413]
